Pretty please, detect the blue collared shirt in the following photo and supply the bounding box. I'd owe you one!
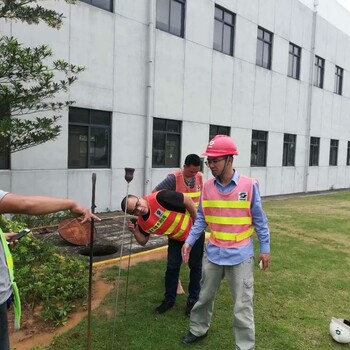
[186,171,270,266]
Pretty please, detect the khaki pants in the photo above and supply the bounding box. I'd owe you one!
[189,254,255,350]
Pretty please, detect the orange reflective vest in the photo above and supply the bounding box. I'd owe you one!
[172,170,203,207]
[137,192,192,241]
[202,175,255,248]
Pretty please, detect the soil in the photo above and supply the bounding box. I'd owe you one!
[9,248,167,350]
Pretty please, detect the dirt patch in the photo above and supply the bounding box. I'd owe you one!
[9,248,168,350]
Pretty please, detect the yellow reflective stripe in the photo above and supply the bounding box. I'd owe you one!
[205,215,251,225]
[202,200,250,208]
[163,213,182,235]
[184,192,200,198]
[211,227,254,241]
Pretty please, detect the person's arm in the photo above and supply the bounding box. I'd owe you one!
[251,182,270,270]
[183,195,197,221]
[127,220,149,246]
[0,193,100,223]
[182,200,207,263]
[152,174,176,192]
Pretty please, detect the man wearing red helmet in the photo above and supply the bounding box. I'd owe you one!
[181,135,270,350]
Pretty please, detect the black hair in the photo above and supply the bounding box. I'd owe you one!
[184,154,201,166]
[121,195,138,212]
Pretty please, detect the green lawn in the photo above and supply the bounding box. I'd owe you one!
[45,191,350,349]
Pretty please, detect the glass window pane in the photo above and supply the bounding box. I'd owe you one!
[153,133,166,166]
[222,25,232,55]
[68,126,88,168]
[262,42,269,68]
[91,110,111,125]
[154,118,166,131]
[167,120,181,132]
[92,0,112,11]
[90,127,110,167]
[224,12,233,24]
[69,108,89,124]
[213,20,223,51]
[156,0,170,31]
[215,7,223,20]
[170,0,182,36]
[256,40,263,66]
[166,134,180,167]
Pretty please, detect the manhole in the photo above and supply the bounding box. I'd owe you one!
[78,244,118,257]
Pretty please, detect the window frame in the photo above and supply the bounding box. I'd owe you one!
[309,136,320,166]
[329,139,339,166]
[156,0,186,38]
[209,124,230,141]
[334,65,343,95]
[288,42,301,80]
[251,130,268,167]
[256,26,273,70]
[347,141,350,166]
[68,107,112,169]
[79,0,113,12]
[282,133,296,166]
[152,118,182,168]
[213,5,236,56]
[313,55,325,89]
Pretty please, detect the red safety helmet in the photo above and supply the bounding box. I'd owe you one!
[202,135,238,157]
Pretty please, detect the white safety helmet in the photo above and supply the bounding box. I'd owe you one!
[329,317,350,344]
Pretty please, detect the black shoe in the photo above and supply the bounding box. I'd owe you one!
[185,300,197,317]
[182,331,207,344]
[155,300,175,314]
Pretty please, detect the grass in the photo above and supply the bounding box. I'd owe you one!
[44,191,350,349]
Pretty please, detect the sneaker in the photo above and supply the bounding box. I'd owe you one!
[185,300,197,317]
[155,300,175,314]
[182,331,208,344]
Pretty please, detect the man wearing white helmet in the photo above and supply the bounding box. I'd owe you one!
[181,135,271,350]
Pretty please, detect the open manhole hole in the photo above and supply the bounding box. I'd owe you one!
[79,244,118,257]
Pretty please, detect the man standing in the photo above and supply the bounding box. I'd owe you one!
[181,135,270,349]
[0,189,99,350]
[152,154,204,316]
[121,189,202,316]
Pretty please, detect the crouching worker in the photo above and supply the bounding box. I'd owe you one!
[121,190,203,316]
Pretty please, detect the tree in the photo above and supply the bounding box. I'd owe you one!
[0,0,84,153]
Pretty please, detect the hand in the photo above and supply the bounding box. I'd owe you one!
[127,220,136,234]
[258,253,270,271]
[5,232,18,247]
[70,203,101,224]
[181,243,192,263]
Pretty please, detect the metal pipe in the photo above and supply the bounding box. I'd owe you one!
[143,0,156,195]
[303,0,318,193]
[87,173,96,350]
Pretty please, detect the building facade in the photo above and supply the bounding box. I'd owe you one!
[0,0,350,212]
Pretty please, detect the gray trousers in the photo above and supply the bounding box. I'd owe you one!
[189,254,255,350]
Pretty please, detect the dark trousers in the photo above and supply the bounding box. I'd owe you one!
[0,301,10,350]
[164,233,205,303]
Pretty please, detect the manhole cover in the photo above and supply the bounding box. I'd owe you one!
[59,218,96,246]
[78,244,118,257]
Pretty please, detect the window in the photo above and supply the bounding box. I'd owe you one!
[334,65,343,95]
[79,0,113,12]
[68,107,111,168]
[256,27,273,70]
[213,5,235,56]
[329,139,338,166]
[209,125,230,141]
[251,130,268,167]
[347,142,350,166]
[283,134,296,166]
[288,43,301,80]
[314,56,325,88]
[153,118,181,167]
[309,137,320,166]
[156,0,185,38]
[0,137,10,170]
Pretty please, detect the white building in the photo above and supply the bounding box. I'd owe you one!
[1,0,350,212]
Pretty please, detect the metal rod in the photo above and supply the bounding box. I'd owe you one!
[124,230,133,315]
[87,173,96,350]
